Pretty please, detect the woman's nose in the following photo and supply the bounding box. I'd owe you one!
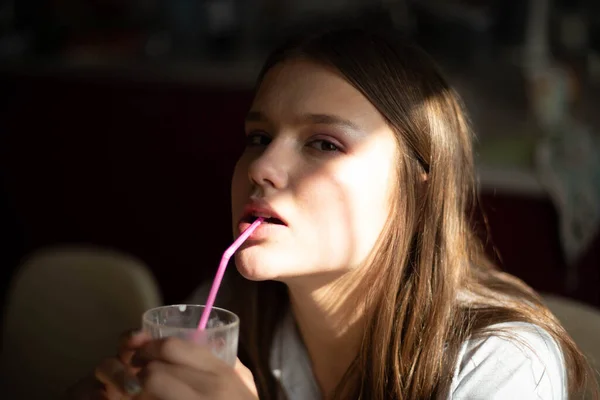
[247,141,290,192]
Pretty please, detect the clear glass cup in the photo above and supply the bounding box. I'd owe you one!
[142,305,239,366]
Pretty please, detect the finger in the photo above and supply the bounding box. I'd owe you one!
[133,337,229,373]
[137,361,200,400]
[234,358,248,372]
[139,359,257,399]
[118,329,147,349]
[94,357,142,397]
[233,358,252,380]
[118,330,152,364]
[234,358,259,397]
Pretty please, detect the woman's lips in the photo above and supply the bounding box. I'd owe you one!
[238,219,287,240]
[241,201,287,227]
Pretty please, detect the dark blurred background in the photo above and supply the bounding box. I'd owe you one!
[0,0,599,339]
[1,0,600,398]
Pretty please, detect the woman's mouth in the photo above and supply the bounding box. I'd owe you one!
[238,209,288,240]
[242,213,286,225]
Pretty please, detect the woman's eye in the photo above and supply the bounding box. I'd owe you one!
[308,139,341,152]
[245,132,271,147]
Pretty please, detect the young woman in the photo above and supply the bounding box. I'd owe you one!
[72,27,597,399]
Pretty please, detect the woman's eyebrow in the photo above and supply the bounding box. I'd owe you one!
[299,113,362,132]
[246,111,362,133]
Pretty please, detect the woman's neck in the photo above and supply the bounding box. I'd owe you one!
[286,272,368,398]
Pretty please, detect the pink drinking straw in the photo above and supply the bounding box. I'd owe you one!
[197,217,264,330]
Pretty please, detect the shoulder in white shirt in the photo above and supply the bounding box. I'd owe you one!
[450,321,566,399]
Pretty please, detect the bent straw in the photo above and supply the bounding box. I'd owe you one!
[197,217,264,330]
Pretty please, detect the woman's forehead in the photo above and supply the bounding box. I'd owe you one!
[251,59,386,131]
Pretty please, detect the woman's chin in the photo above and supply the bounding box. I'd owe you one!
[234,252,278,282]
[235,268,266,281]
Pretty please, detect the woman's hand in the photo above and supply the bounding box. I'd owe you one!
[66,329,258,399]
[130,336,258,400]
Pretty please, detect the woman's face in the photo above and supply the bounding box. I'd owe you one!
[231,59,399,284]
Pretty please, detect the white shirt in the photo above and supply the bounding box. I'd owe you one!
[190,287,567,399]
[270,312,566,399]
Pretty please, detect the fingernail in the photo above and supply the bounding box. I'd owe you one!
[124,377,142,395]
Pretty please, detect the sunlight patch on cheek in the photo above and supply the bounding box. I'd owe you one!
[334,160,373,187]
[335,156,395,196]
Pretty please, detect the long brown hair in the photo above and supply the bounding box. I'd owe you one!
[227,27,598,399]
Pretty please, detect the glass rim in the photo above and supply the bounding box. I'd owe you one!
[142,304,240,333]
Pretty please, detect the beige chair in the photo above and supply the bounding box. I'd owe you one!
[0,245,162,399]
[542,293,600,397]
